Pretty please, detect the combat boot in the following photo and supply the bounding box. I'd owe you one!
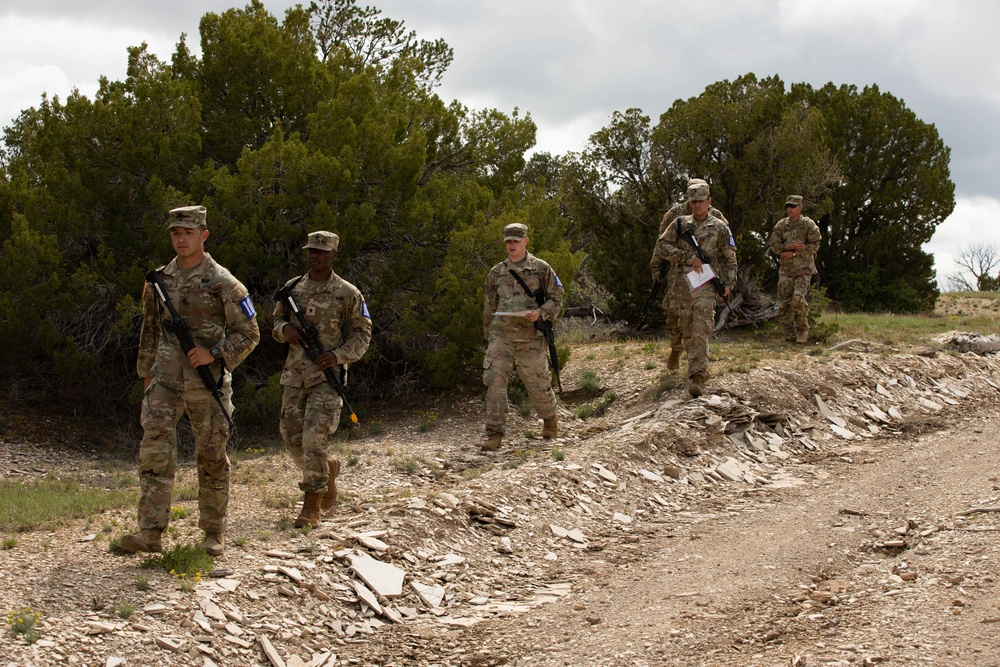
[542,416,558,439]
[294,492,322,528]
[666,349,682,370]
[120,528,162,554]
[320,458,341,511]
[202,532,224,557]
[796,330,809,345]
[481,433,502,451]
[688,373,706,398]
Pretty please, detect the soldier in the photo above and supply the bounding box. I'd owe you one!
[653,182,737,397]
[768,195,822,344]
[482,223,564,451]
[651,178,731,371]
[121,206,260,557]
[273,231,372,528]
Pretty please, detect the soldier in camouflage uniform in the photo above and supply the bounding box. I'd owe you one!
[273,231,372,528]
[768,195,822,344]
[650,179,731,371]
[482,223,564,451]
[122,206,260,557]
[653,182,737,397]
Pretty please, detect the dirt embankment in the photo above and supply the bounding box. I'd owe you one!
[2,336,1000,667]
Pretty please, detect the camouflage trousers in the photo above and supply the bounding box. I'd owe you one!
[483,334,557,437]
[777,274,812,335]
[679,284,719,378]
[137,379,232,533]
[661,273,683,352]
[279,383,341,494]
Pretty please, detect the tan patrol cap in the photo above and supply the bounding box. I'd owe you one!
[167,206,207,229]
[303,230,339,252]
[503,223,528,241]
[785,194,803,206]
[687,182,710,201]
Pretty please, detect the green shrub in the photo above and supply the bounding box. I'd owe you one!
[579,369,602,394]
[141,544,214,578]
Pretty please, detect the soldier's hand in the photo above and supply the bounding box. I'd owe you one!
[653,276,661,283]
[143,377,151,392]
[786,242,805,252]
[187,346,214,368]
[314,351,339,370]
[525,310,540,323]
[283,324,305,346]
[691,257,703,273]
[780,250,795,260]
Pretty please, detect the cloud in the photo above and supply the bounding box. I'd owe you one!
[926,195,1000,288]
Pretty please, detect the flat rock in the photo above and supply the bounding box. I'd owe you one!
[715,458,743,482]
[354,533,389,552]
[199,598,227,623]
[411,581,446,608]
[592,464,618,483]
[349,552,405,598]
[550,524,569,538]
[888,406,904,420]
[830,424,855,440]
[613,512,632,524]
[566,528,587,543]
[277,566,303,582]
[86,621,116,634]
[264,550,297,559]
[106,659,126,667]
[352,579,383,614]
[638,469,663,483]
[260,636,286,667]
[436,553,466,566]
[154,636,183,652]
[143,603,168,615]
[815,395,847,428]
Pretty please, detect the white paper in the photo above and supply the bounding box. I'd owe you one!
[494,310,533,317]
[685,264,716,291]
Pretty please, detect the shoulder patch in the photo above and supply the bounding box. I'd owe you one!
[240,295,257,319]
[554,274,563,288]
[361,301,371,319]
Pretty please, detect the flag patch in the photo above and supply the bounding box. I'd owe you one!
[240,296,257,319]
[555,274,563,288]
[361,301,371,319]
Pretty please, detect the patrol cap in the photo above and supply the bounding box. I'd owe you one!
[687,178,708,187]
[785,194,803,207]
[303,230,339,252]
[687,182,710,202]
[167,205,207,230]
[503,223,528,241]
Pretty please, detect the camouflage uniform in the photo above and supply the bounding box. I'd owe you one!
[483,237,563,439]
[651,194,730,353]
[654,190,737,387]
[768,196,821,340]
[272,240,371,495]
[136,251,259,535]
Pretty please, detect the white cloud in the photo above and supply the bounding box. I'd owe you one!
[927,195,1000,289]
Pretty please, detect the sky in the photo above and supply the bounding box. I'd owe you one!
[1,0,998,289]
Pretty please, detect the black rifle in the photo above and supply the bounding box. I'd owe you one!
[145,270,235,430]
[508,269,562,393]
[677,222,732,310]
[275,279,359,425]
[636,262,669,331]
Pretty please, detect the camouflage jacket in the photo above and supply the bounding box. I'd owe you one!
[768,215,821,277]
[272,272,372,388]
[483,252,563,342]
[654,214,738,292]
[652,203,730,280]
[137,254,260,391]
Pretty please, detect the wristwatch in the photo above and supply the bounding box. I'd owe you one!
[210,346,223,361]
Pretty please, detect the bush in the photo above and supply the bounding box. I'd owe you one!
[579,369,602,394]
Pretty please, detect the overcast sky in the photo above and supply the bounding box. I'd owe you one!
[2,0,998,289]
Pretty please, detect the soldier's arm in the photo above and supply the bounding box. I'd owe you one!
[218,282,261,369]
[483,268,499,339]
[767,221,786,256]
[334,291,373,364]
[719,228,739,291]
[136,282,160,379]
[803,219,822,257]
[658,221,694,266]
[271,286,293,343]
[537,264,564,322]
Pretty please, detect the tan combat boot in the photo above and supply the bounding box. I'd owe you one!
[320,458,341,512]
[667,349,682,371]
[688,373,706,398]
[294,492,322,528]
[796,330,809,345]
[481,433,502,451]
[542,415,558,439]
[202,532,224,557]
[120,528,162,554]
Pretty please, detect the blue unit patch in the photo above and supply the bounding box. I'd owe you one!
[361,301,371,319]
[555,274,563,288]
[240,295,257,319]
[728,231,736,247]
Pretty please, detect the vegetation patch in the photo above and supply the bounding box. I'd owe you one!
[0,476,135,533]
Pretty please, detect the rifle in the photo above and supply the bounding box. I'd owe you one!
[275,280,359,425]
[508,269,562,394]
[145,270,236,430]
[677,221,733,312]
[636,262,669,331]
